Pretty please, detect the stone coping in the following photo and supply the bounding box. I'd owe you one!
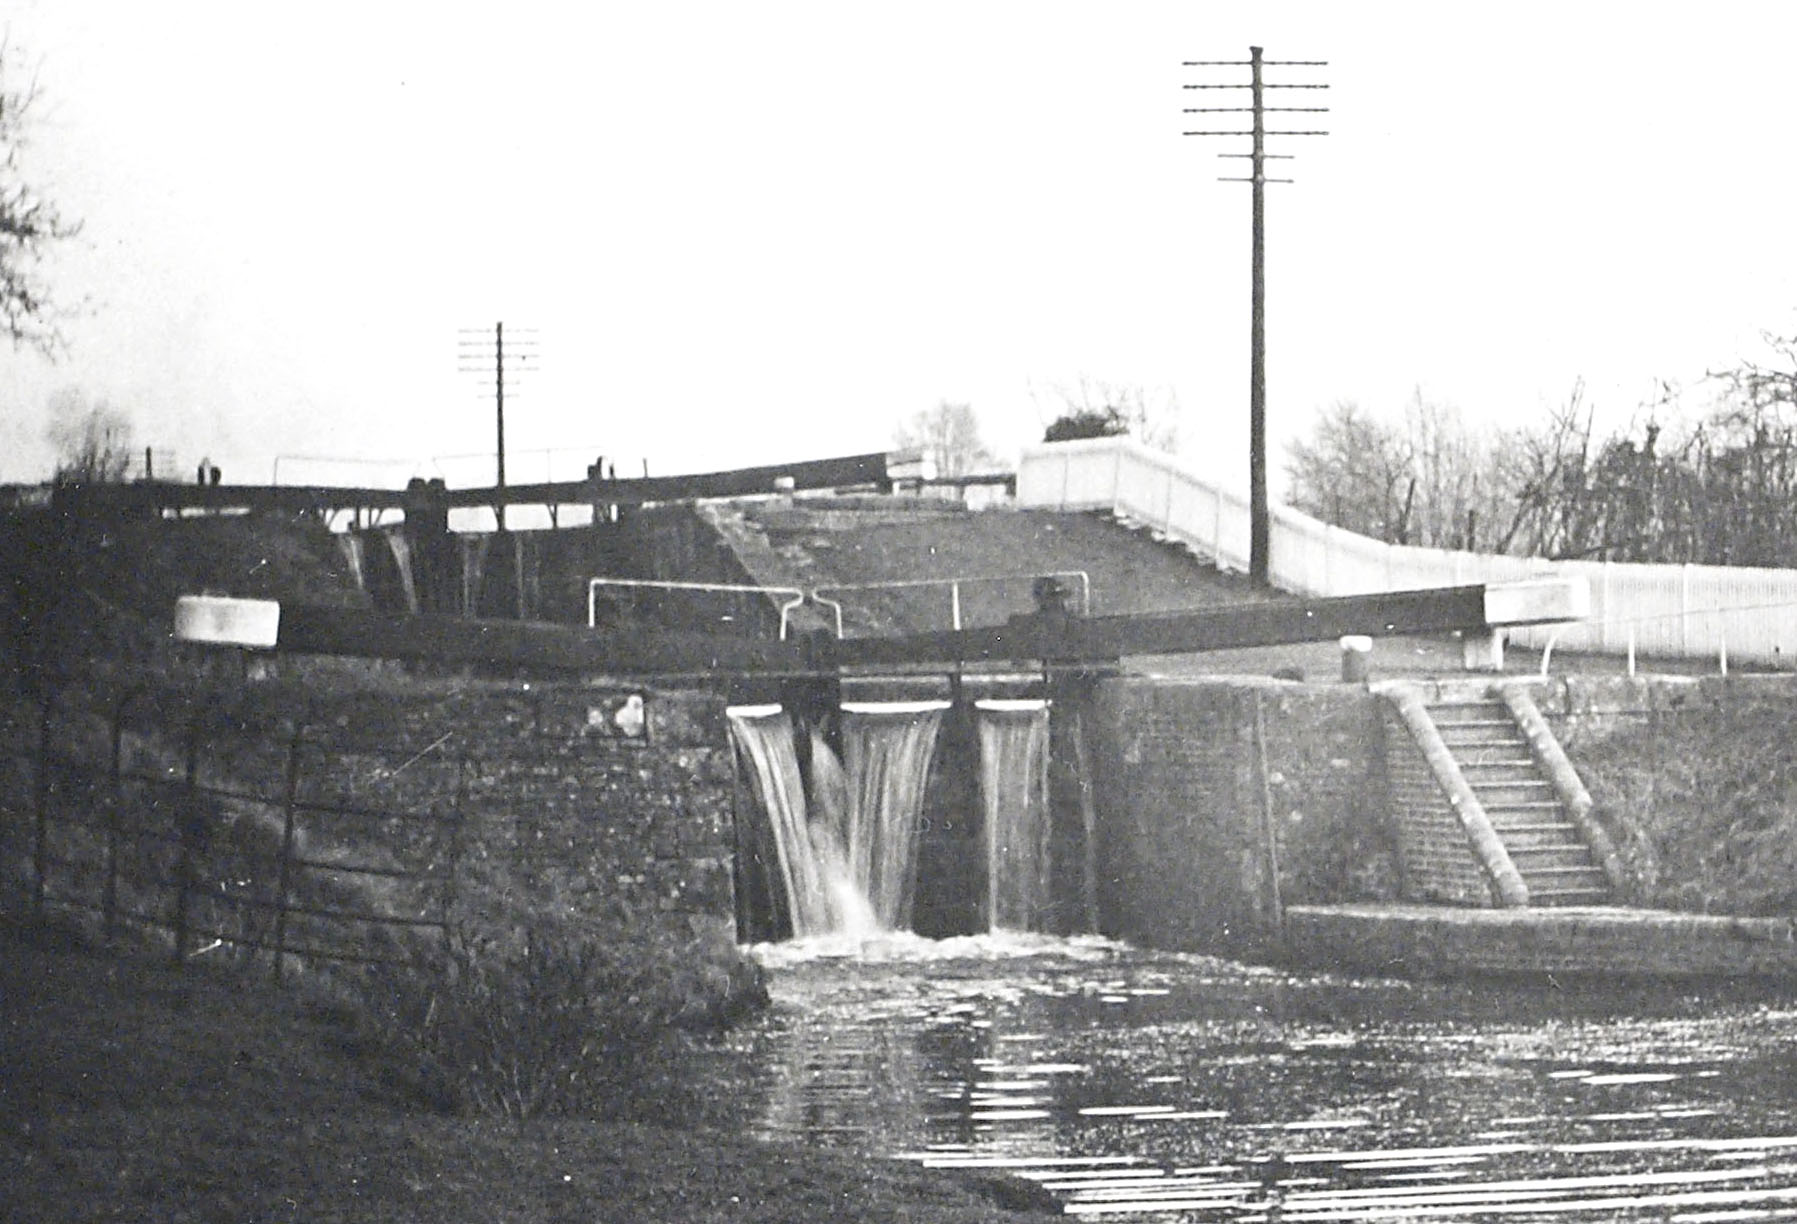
[1285,903,1797,980]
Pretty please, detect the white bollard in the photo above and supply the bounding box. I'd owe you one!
[1462,627,1505,672]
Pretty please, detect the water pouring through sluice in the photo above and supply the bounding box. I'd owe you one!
[728,701,949,940]
[975,698,1051,934]
[841,701,950,931]
[727,704,838,938]
[730,696,1058,942]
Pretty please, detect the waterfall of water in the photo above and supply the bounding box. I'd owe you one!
[976,698,1052,932]
[801,724,879,937]
[840,701,950,930]
[729,700,950,939]
[727,705,847,937]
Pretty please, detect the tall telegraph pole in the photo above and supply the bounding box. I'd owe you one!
[458,323,537,619]
[495,321,507,527]
[1183,48,1327,588]
[457,322,537,532]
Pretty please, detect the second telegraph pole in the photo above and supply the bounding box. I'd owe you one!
[458,322,537,617]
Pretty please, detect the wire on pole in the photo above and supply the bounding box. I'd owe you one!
[458,322,540,541]
[1181,46,1328,590]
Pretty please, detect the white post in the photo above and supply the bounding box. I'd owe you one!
[1462,627,1505,672]
[1213,484,1224,566]
[1681,563,1692,656]
[1600,561,1613,652]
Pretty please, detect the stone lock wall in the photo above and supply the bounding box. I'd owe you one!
[1089,677,1389,959]
[216,679,741,940]
[428,684,737,935]
[1510,673,1730,749]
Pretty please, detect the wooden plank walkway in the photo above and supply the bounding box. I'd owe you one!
[1285,903,1797,980]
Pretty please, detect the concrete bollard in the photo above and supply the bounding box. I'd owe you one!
[1340,635,1372,683]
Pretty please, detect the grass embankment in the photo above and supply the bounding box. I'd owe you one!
[1577,688,1797,915]
[0,917,1053,1223]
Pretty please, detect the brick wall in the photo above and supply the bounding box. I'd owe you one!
[1379,703,1494,906]
[1255,685,1398,906]
[1088,677,1391,959]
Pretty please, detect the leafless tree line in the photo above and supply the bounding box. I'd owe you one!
[1285,336,1797,567]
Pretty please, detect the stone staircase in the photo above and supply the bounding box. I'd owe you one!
[1426,695,1613,906]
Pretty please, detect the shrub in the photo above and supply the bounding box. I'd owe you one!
[1043,408,1128,443]
[397,913,767,1120]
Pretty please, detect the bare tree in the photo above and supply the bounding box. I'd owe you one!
[0,39,81,357]
[1489,383,1599,557]
[1291,336,1797,569]
[892,401,996,478]
[1284,401,1412,540]
[1712,331,1797,424]
[1398,395,1497,549]
[1285,393,1509,550]
[47,387,133,483]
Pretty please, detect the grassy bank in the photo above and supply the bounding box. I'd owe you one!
[1577,688,1797,915]
[0,916,1053,1223]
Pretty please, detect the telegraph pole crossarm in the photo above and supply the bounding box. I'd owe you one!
[456,322,539,534]
[1182,49,1329,590]
[457,322,539,620]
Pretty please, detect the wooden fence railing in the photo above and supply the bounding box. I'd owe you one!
[7,688,467,980]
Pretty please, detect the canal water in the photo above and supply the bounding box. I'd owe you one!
[719,933,1797,1221]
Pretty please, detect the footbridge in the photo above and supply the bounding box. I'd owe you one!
[46,450,901,526]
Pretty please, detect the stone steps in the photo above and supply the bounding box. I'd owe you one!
[1425,696,1613,908]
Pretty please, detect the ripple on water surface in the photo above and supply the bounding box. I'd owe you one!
[728,934,1797,1219]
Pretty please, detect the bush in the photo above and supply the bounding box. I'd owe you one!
[1043,408,1128,443]
[399,914,767,1120]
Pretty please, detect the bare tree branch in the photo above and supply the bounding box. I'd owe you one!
[892,401,996,478]
[0,36,81,358]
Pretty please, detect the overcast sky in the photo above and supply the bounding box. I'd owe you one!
[4,2,1795,492]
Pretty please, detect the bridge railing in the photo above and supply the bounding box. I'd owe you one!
[1018,437,1797,669]
[588,578,807,640]
[811,571,1091,638]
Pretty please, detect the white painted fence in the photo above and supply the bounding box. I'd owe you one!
[1017,437,1797,669]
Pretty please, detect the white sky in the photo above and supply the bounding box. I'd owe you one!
[4,2,1796,492]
